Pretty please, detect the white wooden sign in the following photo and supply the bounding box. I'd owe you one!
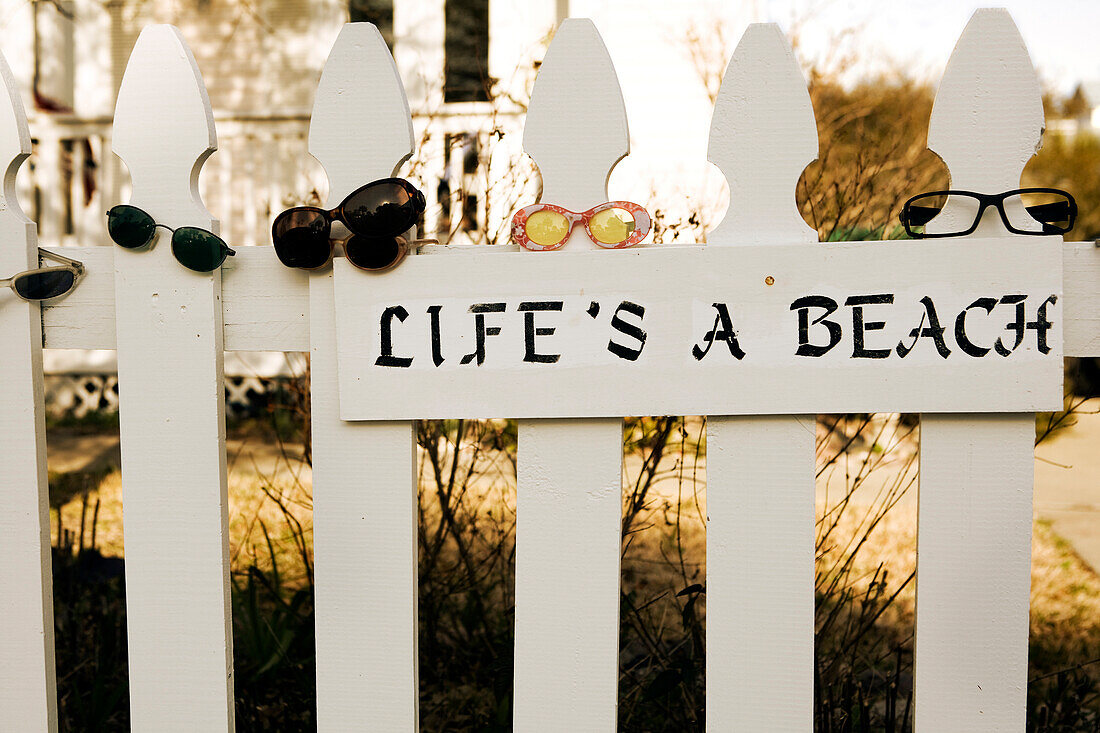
[333,237,1062,419]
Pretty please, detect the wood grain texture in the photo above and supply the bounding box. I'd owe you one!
[514,418,623,730]
[38,241,1100,357]
[308,23,419,731]
[704,23,816,731]
[1063,241,1100,357]
[512,19,624,732]
[111,26,234,731]
[915,10,1042,730]
[0,45,57,732]
[915,413,1034,730]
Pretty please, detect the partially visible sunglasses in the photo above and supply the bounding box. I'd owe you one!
[511,201,651,251]
[272,177,432,272]
[1,248,84,301]
[106,205,236,272]
[901,188,1077,238]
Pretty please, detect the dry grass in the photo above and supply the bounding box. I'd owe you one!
[1031,520,1100,673]
[51,437,315,582]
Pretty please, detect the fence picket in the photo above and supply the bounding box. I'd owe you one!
[914,10,1044,730]
[110,25,234,731]
[704,23,818,730]
[0,47,57,732]
[307,23,419,730]
[512,19,626,732]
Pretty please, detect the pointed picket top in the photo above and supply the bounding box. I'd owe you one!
[113,25,216,219]
[707,23,818,246]
[0,43,32,273]
[0,46,31,248]
[310,22,414,206]
[927,9,1044,236]
[523,18,628,223]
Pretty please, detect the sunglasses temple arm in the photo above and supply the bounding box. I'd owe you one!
[37,248,86,272]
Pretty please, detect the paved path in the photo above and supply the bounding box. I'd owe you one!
[1035,405,1100,571]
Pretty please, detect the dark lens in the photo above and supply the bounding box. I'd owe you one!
[341,180,420,236]
[171,227,230,272]
[1006,190,1075,234]
[272,209,332,268]
[902,193,948,233]
[107,204,156,248]
[345,235,405,271]
[14,269,75,300]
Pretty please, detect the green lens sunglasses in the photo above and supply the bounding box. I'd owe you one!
[106,204,236,273]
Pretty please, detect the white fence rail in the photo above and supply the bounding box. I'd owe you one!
[2,9,1099,732]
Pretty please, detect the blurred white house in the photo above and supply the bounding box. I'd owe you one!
[5,0,561,399]
[6,0,565,252]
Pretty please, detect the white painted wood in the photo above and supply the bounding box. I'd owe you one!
[332,237,1062,418]
[915,10,1043,731]
[110,26,234,731]
[704,23,816,731]
[308,23,419,731]
[41,245,312,352]
[37,239,1100,357]
[512,19,624,731]
[915,413,1034,730]
[0,47,57,732]
[522,20,627,219]
[1063,241,1100,357]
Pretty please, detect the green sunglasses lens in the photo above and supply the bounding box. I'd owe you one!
[107,205,156,249]
[13,269,75,300]
[171,227,231,272]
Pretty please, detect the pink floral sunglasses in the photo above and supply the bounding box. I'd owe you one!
[511,201,651,251]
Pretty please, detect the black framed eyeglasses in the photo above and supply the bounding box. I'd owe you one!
[1,248,84,301]
[900,188,1077,238]
[271,177,433,272]
[106,205,236,272]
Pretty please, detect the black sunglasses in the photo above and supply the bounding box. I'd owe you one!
[900,188,1077,238]
[1,248,84,301]
[106,205,236,272]
[271,178,432,272]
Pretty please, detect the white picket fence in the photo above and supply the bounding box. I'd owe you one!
[2,8,1100,732]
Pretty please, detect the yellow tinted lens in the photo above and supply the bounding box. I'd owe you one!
[525,210,570,247]
[589,208,636,244]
